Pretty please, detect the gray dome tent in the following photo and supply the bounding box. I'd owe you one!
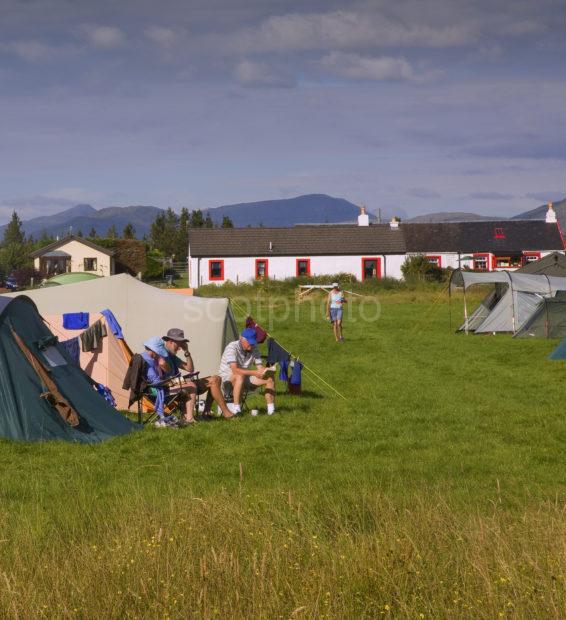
[0,295,138,443]
[449,270,566,335]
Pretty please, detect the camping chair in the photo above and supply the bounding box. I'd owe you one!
[122,353,199,424]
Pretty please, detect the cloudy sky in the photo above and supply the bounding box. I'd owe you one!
[1,0,565,222]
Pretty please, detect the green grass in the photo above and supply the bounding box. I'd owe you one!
[2,289,566,617]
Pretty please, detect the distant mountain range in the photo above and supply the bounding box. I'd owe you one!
[406,198,566,224]
[0,194,372,238]
[1,194,565,239]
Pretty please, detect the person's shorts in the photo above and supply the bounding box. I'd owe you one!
[330,307,343,322]
[222,375,262,392]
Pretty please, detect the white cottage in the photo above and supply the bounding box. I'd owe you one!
[187,205,565,287]
[30,236,115,278]
[188,210,407,286]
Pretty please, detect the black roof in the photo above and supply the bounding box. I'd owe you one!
[187,221,564,257]
[29,235,114,258]
[403,220,564,253]
[188,225,406,257]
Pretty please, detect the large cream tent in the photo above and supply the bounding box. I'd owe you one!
[43,312,133,410]
[8,274,238,378]
[449,270,566,334]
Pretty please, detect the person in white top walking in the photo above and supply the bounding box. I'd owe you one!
[326,282,346,342]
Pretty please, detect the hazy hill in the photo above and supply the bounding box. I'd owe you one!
[407,212,504,223]
[0,194,370,238]
[204,194,372,227]
[512,198,566,222]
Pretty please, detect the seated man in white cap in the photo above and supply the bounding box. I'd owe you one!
[160,327,234,423]
[218,328,276,415]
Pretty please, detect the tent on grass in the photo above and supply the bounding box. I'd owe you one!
[513,291,566,339]
[43,311,133,410]
[449,270,566,335]
[7,274,237,377]
[43,272,101,287]
[518,252,566,277]
[0,295,138,443]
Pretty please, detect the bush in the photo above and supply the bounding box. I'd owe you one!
[401,255,447,283]
[12,267,42,288]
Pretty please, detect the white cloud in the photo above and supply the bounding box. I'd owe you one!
[233,59,295,88]
[319,52,441,83]
[145,26,180,48]
[226,10,477,55]
[83,25,126,49]
[4,40,60,62]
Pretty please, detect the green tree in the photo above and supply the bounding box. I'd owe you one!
[176,208,190,259]
[190,210,204,228]
[122,223,136,239]
[401,255,444,283]
[220,216,234,228]
[3,211,25,246]
[150,209,179,256]
[77,229,83,238]
[88,227,97,238]
[204,213,214,229]
[106,225,118,239]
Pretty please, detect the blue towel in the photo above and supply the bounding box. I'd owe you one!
[96,383,116,408]
[63,312,89,330]
[279,358,289,382]
[290,361,303,386]
[61,337,80,366]
[101,308,124,339]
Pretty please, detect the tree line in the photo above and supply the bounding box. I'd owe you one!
[0,208,233,278]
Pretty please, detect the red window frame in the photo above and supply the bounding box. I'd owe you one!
[426,255,442,268]
[494,227,505,239]
[296,258,311,277]
[361,257,381,280]
[473,253,490,271]
[208,259,224,281]
[255,258,269,279]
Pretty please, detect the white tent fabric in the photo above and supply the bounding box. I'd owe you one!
[8,274,238,377]
[450,270,566,334]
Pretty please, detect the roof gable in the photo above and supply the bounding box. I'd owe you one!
[29,235,114,258]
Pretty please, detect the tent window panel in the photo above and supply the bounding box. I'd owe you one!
[84,258,97,271]
[209,260,224,281]
[41,345,68,367]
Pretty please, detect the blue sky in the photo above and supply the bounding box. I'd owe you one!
[1,0,565,223]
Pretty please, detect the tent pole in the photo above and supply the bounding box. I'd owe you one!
[463,286,469,335]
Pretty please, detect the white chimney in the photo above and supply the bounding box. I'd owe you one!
[546,202,557,224]
[389,217,400,229]
[358,206,369,227]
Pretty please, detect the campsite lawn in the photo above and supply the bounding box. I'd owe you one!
[2,286,566,618]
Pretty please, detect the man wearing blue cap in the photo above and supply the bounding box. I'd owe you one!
[219,328,276,415]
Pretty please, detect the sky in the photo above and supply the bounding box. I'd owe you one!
[1,0,566,223]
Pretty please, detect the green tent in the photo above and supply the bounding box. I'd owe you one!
[43,272,101,287]
[0,295,138,443]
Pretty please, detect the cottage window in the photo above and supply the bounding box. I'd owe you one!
[209,260,224,281]
[523,253,541,264]
[84,257,97,271]
[255,259,268,279]
[426,255,442,267]
[473,254,489,271]
[494,255,522,269]
[362,257,380,280]
[296,259,310,277]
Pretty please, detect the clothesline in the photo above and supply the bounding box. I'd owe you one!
[230,298,347,401]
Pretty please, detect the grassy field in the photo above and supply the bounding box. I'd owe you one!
[2,286,566,618]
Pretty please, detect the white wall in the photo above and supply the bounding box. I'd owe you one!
[189,254,407,286]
